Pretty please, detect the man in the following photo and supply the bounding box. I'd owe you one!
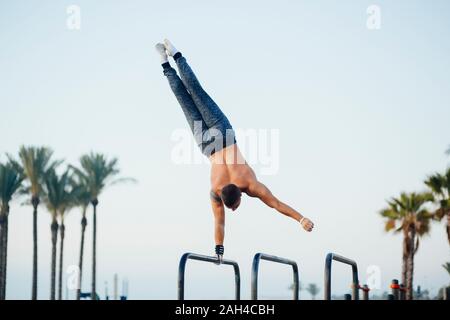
[156,39,314,262]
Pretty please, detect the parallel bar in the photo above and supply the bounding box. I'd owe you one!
[361,284,370,300]
[251,253,299,300]
[178,252,240,300]
[324,253,359,300]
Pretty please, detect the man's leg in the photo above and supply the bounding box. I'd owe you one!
[164,40,232,130]
[156,44,206,146]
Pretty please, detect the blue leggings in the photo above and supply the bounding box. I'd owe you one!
[163,54,236,156]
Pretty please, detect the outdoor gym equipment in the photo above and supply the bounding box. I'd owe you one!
[324,252,360,300]
[390,279,400,300]
[177,252,241,300]
[361,284,370,300]
[178,251,373,300]
[389,279,406,300]
[251,253,299,300]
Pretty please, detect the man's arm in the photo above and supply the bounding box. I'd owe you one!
[210,197,225,263]
[247,181,314,232]
[211,198,225,245]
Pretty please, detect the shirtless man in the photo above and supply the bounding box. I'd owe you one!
[156,39,314,262]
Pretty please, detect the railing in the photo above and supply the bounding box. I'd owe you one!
[251,253,299,300]
[177,253,241,300]
[324,253,359,300]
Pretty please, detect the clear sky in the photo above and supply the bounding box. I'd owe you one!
[1,0,449,299]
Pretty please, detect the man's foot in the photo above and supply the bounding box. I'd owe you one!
[155,43,168,64]
[164,38,179,57]
[300,217,314,232]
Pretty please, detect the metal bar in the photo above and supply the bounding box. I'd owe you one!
[251,253,299,300]
[362,284,370,300]
[177,252,241,300]
[324,253,359,300]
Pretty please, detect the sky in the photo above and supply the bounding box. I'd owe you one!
[0,0,449,300]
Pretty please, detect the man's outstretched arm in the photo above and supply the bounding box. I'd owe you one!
[247,181,314,232]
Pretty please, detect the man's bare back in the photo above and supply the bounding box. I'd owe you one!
[209,144,314,258]
[210,144,254,198]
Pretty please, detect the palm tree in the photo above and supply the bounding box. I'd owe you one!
[306,283,320,300]
[70,175,91,300]
[71,152,134,300]
[443,262,450,276]
[288,281,303,299]
[56,173,79,300]
[44,168,71,300]
[8,146,59,299]
[425,168,450,245]
[379,192,433,299]
[0,161,24,300]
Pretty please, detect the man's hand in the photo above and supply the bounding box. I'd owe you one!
[215,245,224,264]
[300,217,314,232]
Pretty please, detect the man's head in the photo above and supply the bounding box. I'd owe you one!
[221,184,242,211]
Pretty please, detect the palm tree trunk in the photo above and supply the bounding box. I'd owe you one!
[0,213,6,300]
[447,211,450,245]
[91,200,98,300]
[401,229,408,287]
[77,209,87,300]
[57,222,65,300]
[2,214,9,299]
[31,196,39,300]
[50,218,58,300]
[406,224,416,300]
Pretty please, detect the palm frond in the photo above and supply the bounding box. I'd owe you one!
[380,208,400,220]
[392,195,407,211]
[379,191,434,241]
[75,152,133,200]
[9,146,59,197]
[109,176,138,186]
[69,176,91,208]
[0,161,25,209]
[425,174,444,195]
[384,219,396,232]
[43,167,74,218]
[443,262,450,275]
[444,167,450,196]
